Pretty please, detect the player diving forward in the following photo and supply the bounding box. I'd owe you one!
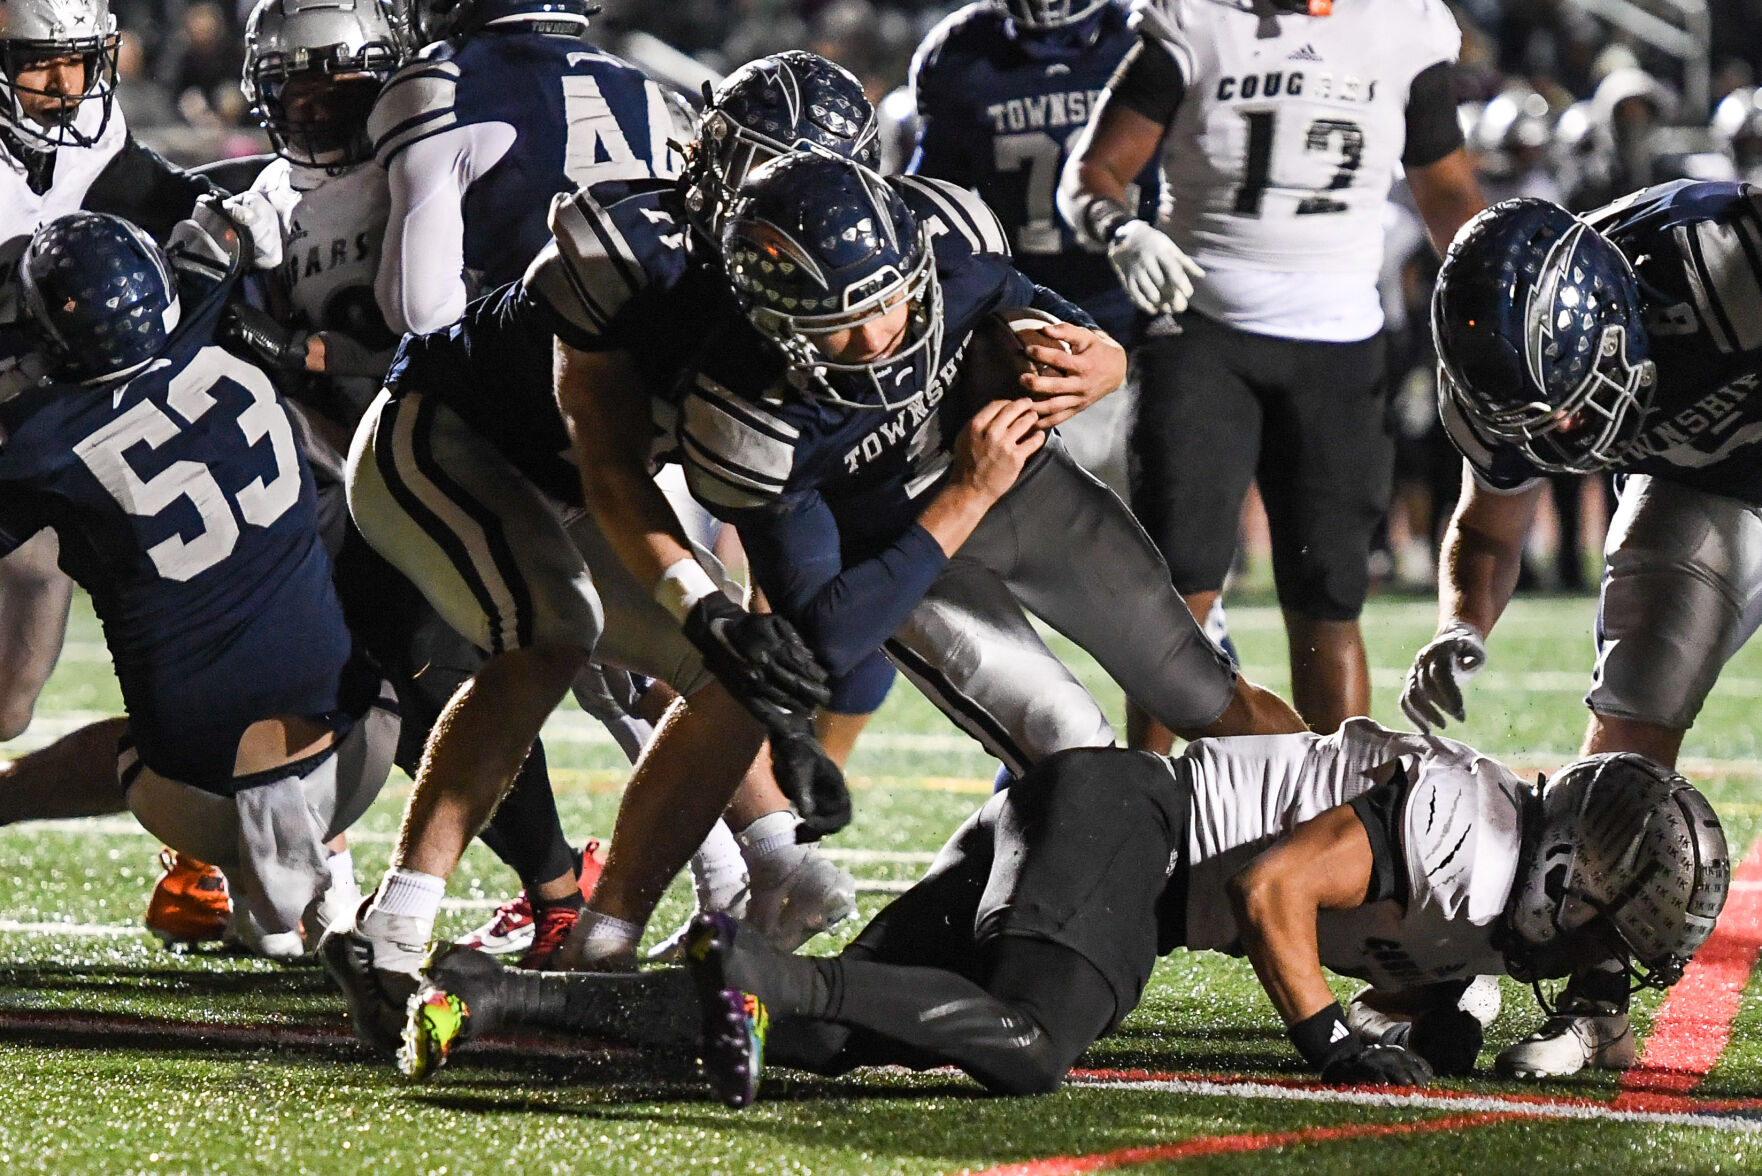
[402,722,1730,1106]
[668,152,1303,781]
[0,211,398,958]
[1402,181,1762,1076]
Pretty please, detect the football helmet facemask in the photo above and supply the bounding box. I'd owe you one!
[1433,197,1657,475]
[723,153,941,413]
[997,0,1110,29]
[683,50,878,243]
[243,0,406,171]
[1502,754,1730,994]
[19,211,181,382]
[0,0,119,151]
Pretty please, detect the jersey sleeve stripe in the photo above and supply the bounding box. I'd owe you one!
[898,175,1011,257]
[1678,223,1743,354]
[1693,217,1762,351]
[570,195,648,299]
[691,376,802,442]
[375,111,461,167]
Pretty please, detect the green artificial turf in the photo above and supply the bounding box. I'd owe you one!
[0,593,1757,1175]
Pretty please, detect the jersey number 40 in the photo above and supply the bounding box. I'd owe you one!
[73,347,302,583]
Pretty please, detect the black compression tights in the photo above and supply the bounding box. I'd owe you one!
[765,936,1118,1096]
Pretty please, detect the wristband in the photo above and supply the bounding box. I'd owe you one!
[1288,1001,1357,1068]
[655,558,720,624]
[1079,196,1132,249]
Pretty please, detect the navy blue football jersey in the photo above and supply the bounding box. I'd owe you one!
[370,33,680,295]
[909,0,1157,342]
[1445,181,1762,505]
[0,273,349,787]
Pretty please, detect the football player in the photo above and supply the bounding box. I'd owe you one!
[401,727,1729,1107]
[676,153,1303,789]
[367,0,681,336]
[907,0,1159,493]
[1402,182,1762,1077]
[221,0,607,967]
[0,210,398,959]
[1058,0,1487,739]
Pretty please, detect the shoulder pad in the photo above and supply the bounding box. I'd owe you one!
[893,175,1011,259]
[680,377,800,512]
[524,185,687,348]
[911,2,988,86]
[1400,760,1524,924]
[1128,0,1198,80]
[369,57,463,167]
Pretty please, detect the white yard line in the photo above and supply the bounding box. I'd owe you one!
[1065,1075,1762,1133]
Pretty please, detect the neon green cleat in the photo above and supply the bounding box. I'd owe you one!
[399,986,468,1080]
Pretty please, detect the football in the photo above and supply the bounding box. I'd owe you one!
[953,305,1071,409]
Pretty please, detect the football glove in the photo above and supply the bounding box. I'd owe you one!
[1107,219,1205,316]
[684,593,832,720]
[768,714,852,840]
[1400,620,1487,732]
[1321,1042,1436,1086]
[220,186,300,270]
[220,302,310,373]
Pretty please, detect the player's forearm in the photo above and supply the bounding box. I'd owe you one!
[580,458,697,590]
[1057,97,1163,247]
[917,479,999,557]
[1228,873,1337,1025]
[1436,471,1541,637]
[1407,147,1488,258]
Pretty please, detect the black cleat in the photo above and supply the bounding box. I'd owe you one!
[685,912,769,1109]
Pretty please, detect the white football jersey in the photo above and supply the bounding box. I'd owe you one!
[1130,0,1460,338]
[0,99,128,322]
[253,157,391,342]
[1182,717,1523,989]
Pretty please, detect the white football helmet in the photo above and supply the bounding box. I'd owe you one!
[0,0,119,151]
[243,0,406,171]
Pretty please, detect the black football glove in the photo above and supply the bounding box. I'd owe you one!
[220,301,310,373]
[683,593,831,720]
[1409,1005,1485,1077]
[768,713,852,839]
[1320,1042,1436,1086]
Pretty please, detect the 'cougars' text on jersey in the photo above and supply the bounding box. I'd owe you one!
[909,0,1158,340]
[1445,181,1762,505]
[0,273,348,786]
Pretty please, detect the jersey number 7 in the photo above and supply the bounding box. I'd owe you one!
[73,347,302,582]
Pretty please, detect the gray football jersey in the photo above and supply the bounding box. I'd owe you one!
[1181,717,1523,988]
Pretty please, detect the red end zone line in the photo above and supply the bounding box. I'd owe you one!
[1613,832,1762,1110]
[962,1112,1519,1176]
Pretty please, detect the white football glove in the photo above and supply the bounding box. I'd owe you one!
[1107,219,1205,315]
[220,186,300,270]
[1400,619,1487,732]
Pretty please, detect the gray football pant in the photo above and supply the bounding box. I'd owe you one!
[886,439,1237,775]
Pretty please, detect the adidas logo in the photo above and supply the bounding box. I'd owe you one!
[1287,43,1323,62]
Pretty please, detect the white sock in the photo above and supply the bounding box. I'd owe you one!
[738,811,805,882]
[573,910,641,960]
[691,819,750,911]
[369,866,445,922]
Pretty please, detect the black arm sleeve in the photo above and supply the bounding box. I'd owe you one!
[1107,37,1186,127]
[1401,61,1463,168]
[1347,762,1413,905]
[83,134,219,242]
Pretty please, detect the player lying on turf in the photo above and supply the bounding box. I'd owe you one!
[398,719,1730,1102]
[0,210,398,958]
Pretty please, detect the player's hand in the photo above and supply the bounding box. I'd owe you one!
[1320,1042,1436,1086]
[220,302,312,373]
[953,398,1045,502]
[684,593,832,719]
[221,186,300,270]
[1400,620,1488,732]
[1018,323,1127,429]
[767,713,852,839]
[1107,219,1205,315]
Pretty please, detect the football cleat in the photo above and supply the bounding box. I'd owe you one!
[456,840,603,958]
[399,944,517,1080]
[1495,1012,1635,1078]
[518,905,581,970]
[686,913,769,1109]
[145,849,231,948]
[319,908,429,1055]
[746,849,857,954]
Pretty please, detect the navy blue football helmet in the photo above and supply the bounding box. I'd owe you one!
[999,0,1109,29]
[1433,197,1656,474]
[722,154,941,412]
[19,211,180,382]
[409,0,594,46]
[684,50,879,241]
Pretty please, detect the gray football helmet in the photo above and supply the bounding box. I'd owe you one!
[0,0,119,151]
[243,0,406,170]
[998,0,1109,29]
[1504,754,1730,991]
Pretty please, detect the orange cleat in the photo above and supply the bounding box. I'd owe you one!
[145,848,231,948]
